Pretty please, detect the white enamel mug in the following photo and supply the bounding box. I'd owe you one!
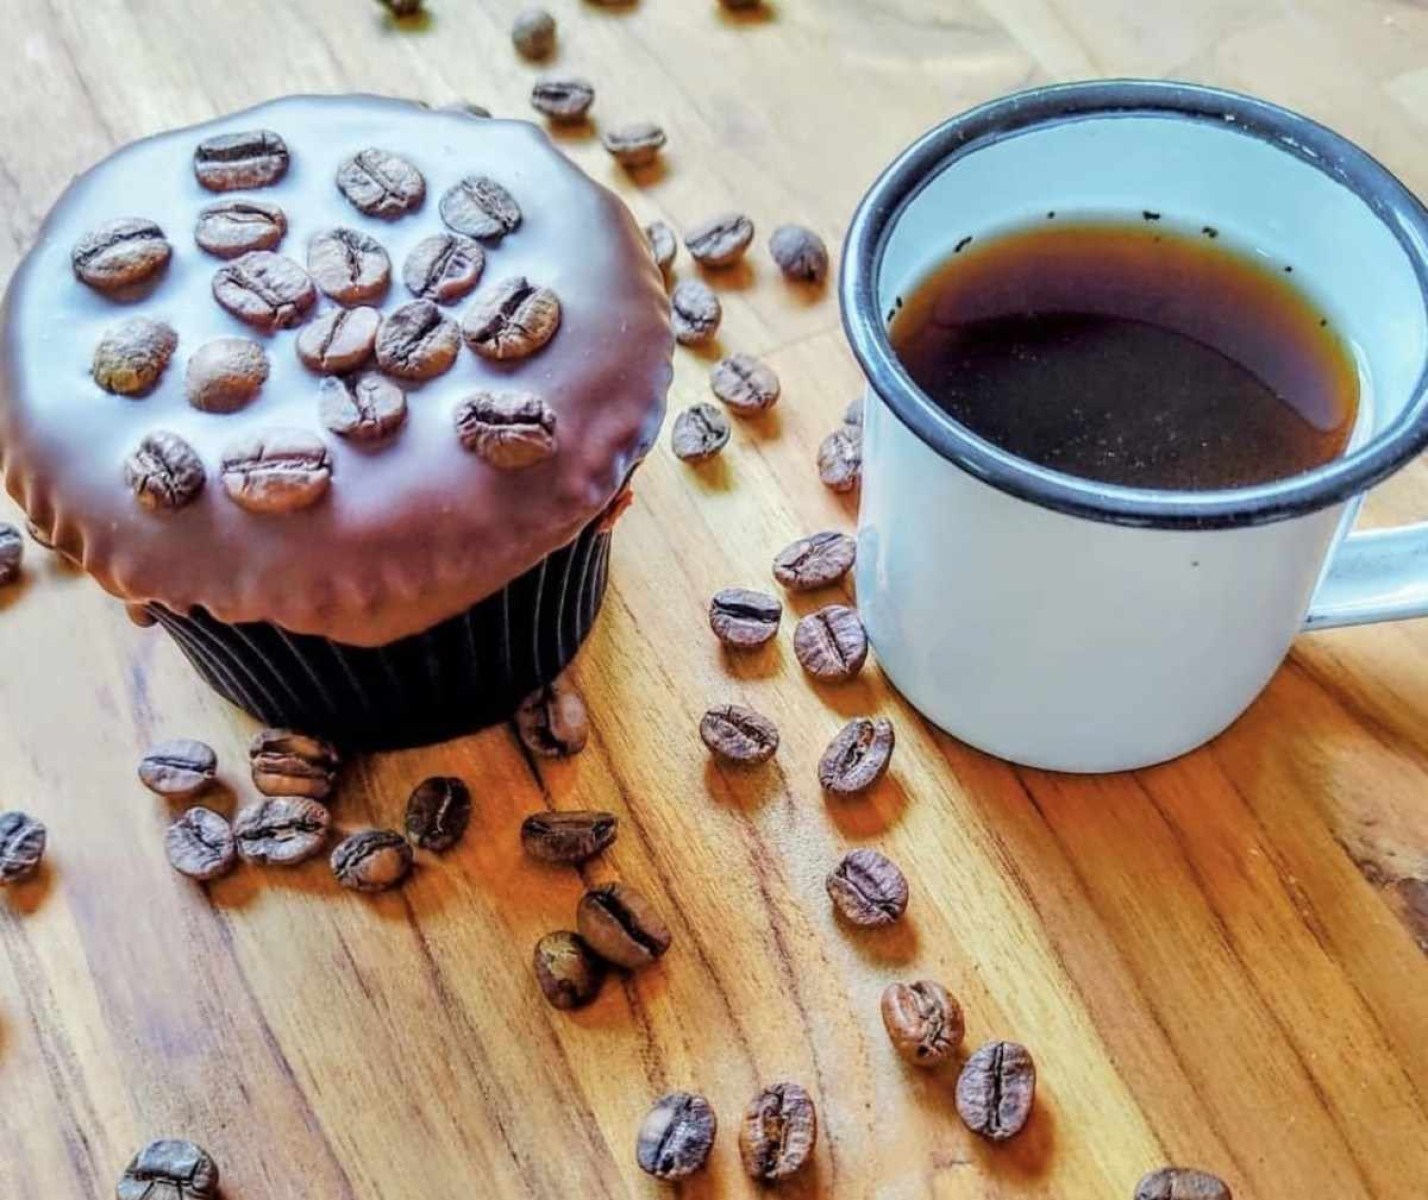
[840,81,1428,772]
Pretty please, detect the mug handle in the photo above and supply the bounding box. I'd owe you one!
[1304,523,1428,629]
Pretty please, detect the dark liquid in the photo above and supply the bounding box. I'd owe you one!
[888,221,1359,490]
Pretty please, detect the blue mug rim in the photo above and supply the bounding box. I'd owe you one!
[838,79,1428,530]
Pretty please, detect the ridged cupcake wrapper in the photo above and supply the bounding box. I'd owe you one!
[150,521,613,751]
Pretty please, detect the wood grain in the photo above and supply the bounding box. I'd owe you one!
[2,1,1427,1196]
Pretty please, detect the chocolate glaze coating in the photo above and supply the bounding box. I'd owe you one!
[0,95,672,645]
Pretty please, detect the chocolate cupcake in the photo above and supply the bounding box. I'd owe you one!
[0,96,672,748]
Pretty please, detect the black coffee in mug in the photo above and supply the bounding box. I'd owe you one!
[888,219,1359,490]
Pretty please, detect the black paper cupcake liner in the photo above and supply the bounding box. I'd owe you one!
[149,520,613,750]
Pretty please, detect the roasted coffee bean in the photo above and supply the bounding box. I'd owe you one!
[0,524,22,585]
[307,227,391,305]
[0,812,46,884]
[819,717,894,795]
[1135,1167,1233,1200]
[637,1092,716,1180]
[165,807,237,882]
[72,218,171,293]
[138,738,217,798]
[454,390,558,469]
[794,604,868,682]
[331,829,413,892]
[531,77,595,122]
[710,352,779,413]
[439,100,493,118]
[125,432,206,511]
[577,882,672,969]
[221,429,331,515]
[336,148,426,219]
[826,848,908,927]
[212,251,316,332]
[773,530,856,591]
[602,122,666,168]
[405,776,472,852]
[515,676,588,756]
[670,403,730,463]
[439,175,521,242]
[297,306,380,374]
[116,1139,219,1200]
[195,198,287,259]
[462,276,561,360]
[233,795,331,865]
[881,980,963,1067]
[686,212,755,268]
[739,1082,817,1181]
[844,395,864,427]
[186,337,269,413]
[512,7,556,57]
[520,810,618,864]
[249,728,339,800]
[533,931,606,1009]
[375,300,460,380]
[709,587,781,648]
[700,704,779,764]
[956,1041,1036,1141]
[769,224,829,284]
[380,0,423,14]
[92,317,178,396]
[818,425,863,492]
[319,372,407,441]
[403,233,484,303]
[670,279,721,345]
[645,220,677,274]
[194,128,289,191]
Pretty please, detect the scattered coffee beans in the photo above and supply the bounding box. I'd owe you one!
[881,980,963,1067]
[818,717,894,795]
[92,317,178,397]
[186,337,269,413]
[671,279,722,345]
[212,251,317,332]
[686,212,755,268]
[319,372,407,441]
[818,425,863,493]
[116,1139,218,1200]
[533,930,606,1009]
[826,848,907,927]
[405,776,472,852]
[577,882,672,969]
[709,587,782,648]
[671,403,730,463]
[331,829,413,892]
[307,227,391,305]
[220,430,332,515]
[1135,1167,1233,1200]
[138,738,217,798]
[439,176,522,241]
[739,1082,817,1181]
[336,148,426,219]
[462,276,561,360]
[700,704,779,764]
[602,123,667,168]
[125,432,206,511]
[710,353,779,414]
[234,796,331,866]
[165,807,237,882]
[249,729,339,800]
[636,1092,716,1180]
[512,7,556,57]
[844,396,864,427]
[375,301,460,380]
[194,129,289,192]
[645,220,677,274]
[531,77,595,122]
[0,524,22,585]
[195,198,287,259]
[521,810,618,864]
[297,307,381,374]
[515,677,589,756]
[455,391,559,469]
[794,604,868,682]
[956,1041,1036,1141]
[0,812,46,883]
[72,218,171,293]
[403,233,484,303]
[769,224,829,284]
[773,530,856,591]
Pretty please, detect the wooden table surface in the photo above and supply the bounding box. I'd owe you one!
[3,1,1428,1196]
